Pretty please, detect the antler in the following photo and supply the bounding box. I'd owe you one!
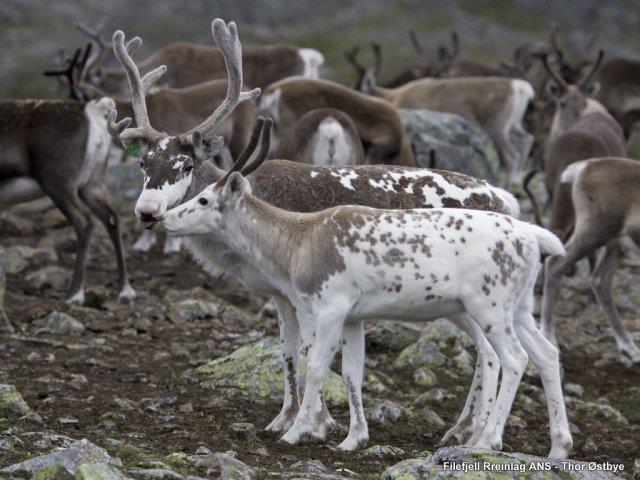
[43,46,85,100]
[107,30,167,142]
[541,52,568,91]
[578,50,604,89]
[182,19,261,141]
[216,117,272,186]
[409,30,426,59]
[370,42,382,78]
[344,46,365,75]
[549,21,564,62]
[75,18,111,82]
[448,31,460,60]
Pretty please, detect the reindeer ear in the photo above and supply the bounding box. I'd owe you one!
[191,130,224,163]
[585,80,600,97]
[222,171,249,203]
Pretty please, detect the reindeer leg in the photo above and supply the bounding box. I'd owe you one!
[590,242,640,362]
[79,184,136,301]
[337,320,368,451]
[266,296,300,432]
[42,186,94,305]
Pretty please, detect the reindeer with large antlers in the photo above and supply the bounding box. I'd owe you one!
[108,18,530,447]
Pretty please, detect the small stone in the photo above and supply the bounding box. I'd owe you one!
[361,445,405,459]
[133,317,153,332]
[195,452,254,479]
[40,311,85,336]
[230,422,257,442]
[179,402,194,413]
[564,383,585,398]
[507,414,527,429]
[582,438,598,454]
[368,401,410,424]
[414,388,447,407]
[413,367,437,388]
[574,400,629,427]
[128,468,185,479]
[57,416,79,425]
[26,266,70,291]
[167,299,221,323]
[112,396,138,411]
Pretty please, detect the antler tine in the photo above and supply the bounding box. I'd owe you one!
[549,21,564,62]
[185,19,261,140]
[541,52,568,91]
[449,31,460,60]
[578,50,604,89]
[370,42,382,78]
[344,46,365,74]
[217,117,265,187]
[409,30,426,58]
[111,30,166,141]
[581,31,599,60]
[75,18,111,81]
[43,47,83,100]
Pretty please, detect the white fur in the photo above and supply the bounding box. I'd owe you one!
[312,118,354,166]
[163,179,573,458]
[81,99,114,185]
[298,48,324,78]
[560,160,590,185]
[132,230,157,253]
[135,173,193,219]
[330,168,359,190]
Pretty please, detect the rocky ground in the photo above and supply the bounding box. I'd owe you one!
[1,164,640,479]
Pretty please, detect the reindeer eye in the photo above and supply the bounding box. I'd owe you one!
[139,160,145,169]
[184,165,194,173]
[198,197,209,206]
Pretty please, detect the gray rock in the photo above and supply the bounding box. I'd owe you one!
[367,400,411,424]
[400,109,501,184]
[230,422,257,442]
[0,266,14,333]
[194,452,255,480]
[167,299,222,323]
[360,444,405,459]
[1,245,58,274]
[2,438,123,476]
[39,311,86,336]
[383,447,623,479]
[413,367,438,388]
[0,245,27,274]
[286,460,346,480]
[129,468,185,480]
[365,321,422,352]
[0,384,31,419]
[0,212,36,235]
[573,400,629,427]
[76,463,130,480]
[26,266,70,291]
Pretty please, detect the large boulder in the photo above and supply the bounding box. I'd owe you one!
[0,266,14,333]
[383,447,623,479]
[194,337,347,406]
[401,109,502,184]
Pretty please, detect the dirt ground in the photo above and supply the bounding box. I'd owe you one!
[1,190,640,478]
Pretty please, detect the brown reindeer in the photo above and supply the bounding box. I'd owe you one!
[595,58,640,137]
[76,22,323,96]
[345,46,534,187]
[527,52,625,237]
[258,77,416,167]
[0,96,134,305]
[541,157,640,362]
[276,108,364,166]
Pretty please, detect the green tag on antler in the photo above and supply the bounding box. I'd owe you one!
[125,139,141,157]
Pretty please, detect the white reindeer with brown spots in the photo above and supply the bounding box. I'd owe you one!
[162,171,573,458]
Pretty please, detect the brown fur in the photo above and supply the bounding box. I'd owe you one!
[261,77,415,167]
[596,58,640,136]
[276,108,364,165]
[96,42,304,96]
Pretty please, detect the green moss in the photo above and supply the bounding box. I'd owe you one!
[0,384,31,419]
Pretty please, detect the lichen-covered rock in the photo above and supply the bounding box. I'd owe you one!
[574,400,629,427]
[360,444,405,459]
[194,338,347,406]
[413,367,438,388]
[365,321,422,352]
[2,439,123,476]
[383,447,623,479]
[127,467,184,479]
[0,384,31,419]
[368,400,412,424]
[400,109,502,184]
[0,244,28,274]
[0,266,14,333]
[76,463,130,479]
[609,387,640,423]
[193,452,254,480]
[39,311,86,336]
[167,299,222,323]
[284,460,346,480]
[394,319,473,373]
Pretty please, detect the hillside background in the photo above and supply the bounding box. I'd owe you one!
[1,0,640,98]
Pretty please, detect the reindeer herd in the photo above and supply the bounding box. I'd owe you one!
[1,15,640,460]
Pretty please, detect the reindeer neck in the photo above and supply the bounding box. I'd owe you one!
[225,194,308,294]
[183,162,225,202]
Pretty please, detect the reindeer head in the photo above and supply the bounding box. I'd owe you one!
[344,43,381,93]
[106,19,260,229]
[542,50,604,136]
[162,120,271,237]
